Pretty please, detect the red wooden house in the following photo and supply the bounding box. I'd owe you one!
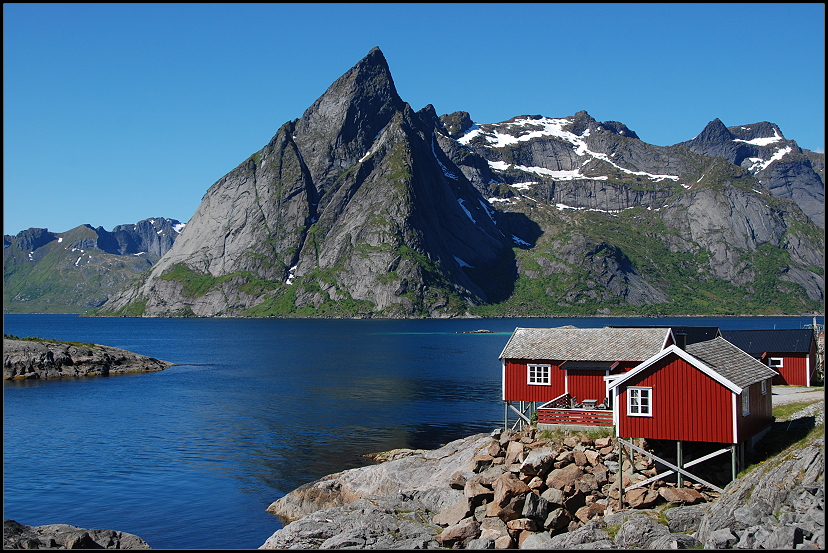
[720,329,818,387]
[498,327,673,429]
[608,336,778,447]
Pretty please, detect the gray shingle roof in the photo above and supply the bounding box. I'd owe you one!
[499,327,670,362]
[685,337,779,389]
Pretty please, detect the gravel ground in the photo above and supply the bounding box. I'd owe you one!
[771,387,825,406]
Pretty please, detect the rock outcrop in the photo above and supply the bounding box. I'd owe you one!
[262,403,824,549]
[3,519,151,549]
[3,338,174,380]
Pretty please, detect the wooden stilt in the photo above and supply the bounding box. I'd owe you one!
[731,443,737,481]
[618,437,624,508]
[677,441,683,488]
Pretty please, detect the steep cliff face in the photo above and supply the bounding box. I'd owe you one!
[102,48,512,317]
[97,47,824,318]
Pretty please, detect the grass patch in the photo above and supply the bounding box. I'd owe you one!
[4,334,99,350]
[772,396,824,420]
[740,401,824,477]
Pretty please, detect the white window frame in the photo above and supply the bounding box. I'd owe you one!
[741,390,750,416]
[527,364,551,386]
[761,379,767,395]
[627,387,652,417]
[768,357,784,368]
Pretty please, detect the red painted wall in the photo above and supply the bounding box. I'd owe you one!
[737,379,774,442]
[566,370,608,404]
[768,352,814,387]
[503,359,566,402]
[505,359,648,403]
[616,355,734,443]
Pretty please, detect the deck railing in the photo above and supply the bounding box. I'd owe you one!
[537,407,614,426]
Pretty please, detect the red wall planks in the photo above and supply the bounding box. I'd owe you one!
[616,355,734,443]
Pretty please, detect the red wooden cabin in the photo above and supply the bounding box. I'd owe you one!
[608,336,777,447]
[720,329,818,387]
[498,327,673,429]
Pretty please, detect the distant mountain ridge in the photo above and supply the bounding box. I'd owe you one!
[10,47,825,318]
[3,218,184,313]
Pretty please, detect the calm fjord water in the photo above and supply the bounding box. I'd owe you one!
[3,315,820,549]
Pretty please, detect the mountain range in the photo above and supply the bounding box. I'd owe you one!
[5,47,824,317]
[4,219,183,313]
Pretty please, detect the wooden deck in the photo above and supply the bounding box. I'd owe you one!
[537,393,614,427]
[537,407,614,426]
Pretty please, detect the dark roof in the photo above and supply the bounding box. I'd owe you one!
[606,325,721,345]
[685,337,779,389]
[560,361,618,370]
[499,327,669,361]
[719,329,815,354]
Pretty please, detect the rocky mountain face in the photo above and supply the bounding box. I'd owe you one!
[678,118,825,228]
[3,218,183,313]
[94,47,824,318]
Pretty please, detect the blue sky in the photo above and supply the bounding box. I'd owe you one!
[4,4,824,236]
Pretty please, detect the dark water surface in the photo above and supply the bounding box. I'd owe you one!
[3,315,820,549]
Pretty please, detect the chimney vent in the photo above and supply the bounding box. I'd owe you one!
[676,333,687,350]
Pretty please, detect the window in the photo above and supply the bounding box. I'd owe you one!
[527,364,550,385]
[627,387,652,416]
[768,358,784,368]
[761,380,767,395]
[742,390,750,416]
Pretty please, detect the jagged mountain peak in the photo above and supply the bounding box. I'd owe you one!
[691,118,734,143]
[291,47,407,196]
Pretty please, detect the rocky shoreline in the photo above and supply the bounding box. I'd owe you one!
[2,520,151,549]
[262,402,824,549]
[3,338,174,380]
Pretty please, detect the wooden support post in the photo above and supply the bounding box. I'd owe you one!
[519,401,524,430]
[504,401,509,432]
[731,443,737,482]
[677,441,683,488]
[617,437,624,508]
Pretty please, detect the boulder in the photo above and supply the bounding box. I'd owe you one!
[493,473,531,507]
[612,514,670,548]
[435,519,480,547]
[546,464,584,491]
[704,527,739,549]
[658,485,705,505]
[663,504,706,533]
[434,497,472,527]
[547,519,611,548]
[504,440,526,466]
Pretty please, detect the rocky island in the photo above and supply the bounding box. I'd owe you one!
[3,336,174,380]
[3,520,151,550]
[262,402,824,549]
